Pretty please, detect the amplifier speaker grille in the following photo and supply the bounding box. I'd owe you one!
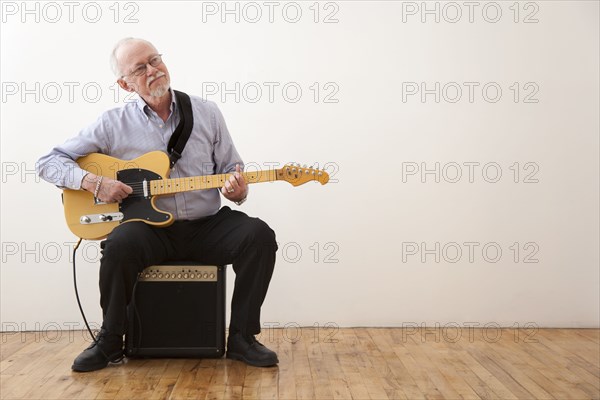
[125,263,226,358]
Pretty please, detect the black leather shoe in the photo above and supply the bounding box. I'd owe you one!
[226,332,278,367]
[71,330,124,372]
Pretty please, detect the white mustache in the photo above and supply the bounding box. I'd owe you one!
[147,72,165,87]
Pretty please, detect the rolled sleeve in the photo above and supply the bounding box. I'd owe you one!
[36,114,110,189]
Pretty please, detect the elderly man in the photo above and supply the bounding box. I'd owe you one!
[37,38,278,372]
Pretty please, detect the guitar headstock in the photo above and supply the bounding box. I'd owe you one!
[277,163,329,186]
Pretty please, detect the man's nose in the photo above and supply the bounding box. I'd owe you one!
[146,63,160,76]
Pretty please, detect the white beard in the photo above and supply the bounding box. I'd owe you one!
[148,72,169,97]
[149,81,169,97]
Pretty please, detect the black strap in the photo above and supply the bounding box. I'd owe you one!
[167,90,194,168]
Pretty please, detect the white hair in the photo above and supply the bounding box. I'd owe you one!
[110,37,156,77]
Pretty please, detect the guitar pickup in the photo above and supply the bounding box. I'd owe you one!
[80,213,124,225]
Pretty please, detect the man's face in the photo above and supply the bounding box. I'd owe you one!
[117,41,171,100]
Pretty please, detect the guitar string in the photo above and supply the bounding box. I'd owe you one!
[98,170,304,199]
[107,178,230,199]
[116,171,263,192]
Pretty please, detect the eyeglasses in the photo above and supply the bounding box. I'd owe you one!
[122,54,163,78]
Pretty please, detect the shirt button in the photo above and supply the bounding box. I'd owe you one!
[159,124,164,128]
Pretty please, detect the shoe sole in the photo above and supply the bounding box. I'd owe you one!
[71,353,123,372]
[226,351,278,367]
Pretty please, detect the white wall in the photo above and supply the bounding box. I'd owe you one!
[1,1,598,331]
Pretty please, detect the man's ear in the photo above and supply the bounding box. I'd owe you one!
[117,78,136,93]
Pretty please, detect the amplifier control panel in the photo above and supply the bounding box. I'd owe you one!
[138,265,218,282]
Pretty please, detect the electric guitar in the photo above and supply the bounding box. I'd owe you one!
[62,151,329,240]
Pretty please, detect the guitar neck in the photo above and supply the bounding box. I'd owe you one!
[149,169,279,196]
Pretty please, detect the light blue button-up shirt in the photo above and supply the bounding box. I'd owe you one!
[37,88,243,220]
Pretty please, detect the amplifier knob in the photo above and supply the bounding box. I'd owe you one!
[151,273,157,278]
[177,273,182,279]
[190,273,195,279]
[209,273,215,279]
[144,273,150,278]
[158,273,163,278]
[165,273,171,279]
[203,273,208,279]
[184,273,189,279]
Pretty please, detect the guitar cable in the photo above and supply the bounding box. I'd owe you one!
[72,238,124,363]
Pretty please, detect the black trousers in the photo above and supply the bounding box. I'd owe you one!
[98,206,277,338]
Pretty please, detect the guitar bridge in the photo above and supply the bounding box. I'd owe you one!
[80,213,124,225]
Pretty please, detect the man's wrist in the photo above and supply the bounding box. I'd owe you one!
[81,173,99,192]
[234,188,248,205]
[234,193,247,205]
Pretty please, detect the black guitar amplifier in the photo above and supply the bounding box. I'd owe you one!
[125,262,226,358]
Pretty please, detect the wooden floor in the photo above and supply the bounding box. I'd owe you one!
[1,328,598,399]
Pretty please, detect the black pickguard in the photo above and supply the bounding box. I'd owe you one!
[116,168,171,224]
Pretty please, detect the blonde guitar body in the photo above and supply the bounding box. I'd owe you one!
[62,151,328,240]
[63,152,173,240]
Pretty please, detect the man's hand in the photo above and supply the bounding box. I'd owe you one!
[221,164,248,203]
[81,173,133,203]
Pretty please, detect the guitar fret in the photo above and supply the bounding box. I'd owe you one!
[150,168,284,196]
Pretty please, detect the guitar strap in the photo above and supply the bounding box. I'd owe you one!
[167,90,194,168]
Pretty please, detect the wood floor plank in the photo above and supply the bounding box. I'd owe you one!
[421,341,482,399]
[441,334,519,400]
[1,334,73,399]
[0,332,33,362]
[576,329,600,344]
[1,328,598,400]
[476,330,558,399]
[368,329,422,399]
[305,329,334,400]
[351,328,393,399]
[512,330,600,399]
[275,332,297,400]
[399,330,459,399]
[537,329,600,368]
[334,330,371,399]
[259,365,279,399]
[21,335,87,399]
[466,338,538,399]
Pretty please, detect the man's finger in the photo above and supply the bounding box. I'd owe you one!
[224,181,234,194]
[234,164,243,182]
